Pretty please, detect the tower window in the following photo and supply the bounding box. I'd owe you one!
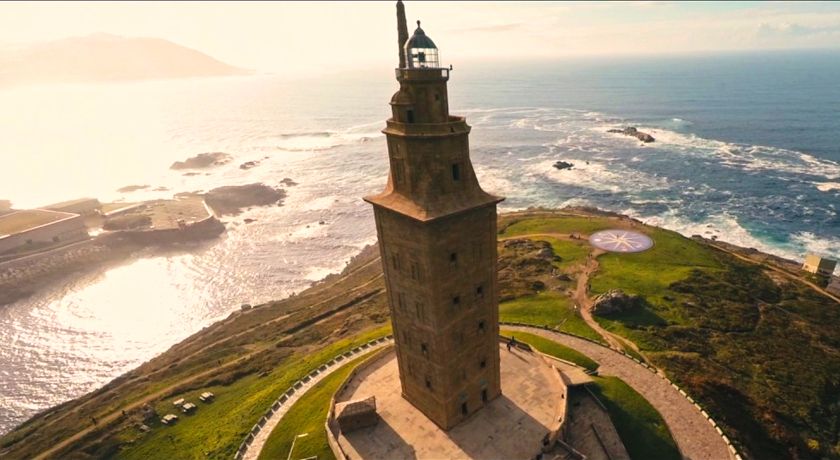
[449,252,457,263]
[435,93,440,102]
[480,358,487,369]
[451,163,461,181]
[421,342,428,357]
[476,284,484,298]
[478,320,485,333]
[406,109,415,124]
[394,160,405,184]
[425,376,432,390]
[452,296,460,306]
[461,402,468,415]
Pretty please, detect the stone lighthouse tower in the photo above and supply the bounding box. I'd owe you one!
[364,1,504,430]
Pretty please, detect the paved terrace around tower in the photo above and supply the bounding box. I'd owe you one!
[334,344,564,460]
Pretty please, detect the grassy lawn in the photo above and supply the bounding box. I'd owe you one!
[500,329,598,371]
[538,236,590,271]
[591,376,680,460]
[499,291,604,343]
[591,226,724,338]
[500,216,615,238]
[117,325,391,460]
[257,353,374,460]
[591,226,721,301]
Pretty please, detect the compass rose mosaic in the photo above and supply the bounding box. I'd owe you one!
[589,229,654,253]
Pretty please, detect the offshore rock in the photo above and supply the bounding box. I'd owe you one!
[204,183,287,217]
[170,152,232,170]
[607,127,655,143]
[117,184,150,193]
[553,160,574,170]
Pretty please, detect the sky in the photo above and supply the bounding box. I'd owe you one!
[2,1,840,76]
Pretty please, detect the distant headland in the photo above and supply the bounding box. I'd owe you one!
[0,33,248,87]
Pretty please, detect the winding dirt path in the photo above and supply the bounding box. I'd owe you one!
[499,232,644,356]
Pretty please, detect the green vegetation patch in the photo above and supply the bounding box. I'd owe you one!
[591,376,680,460]
[500,216,615,238]
[117,325,390,460]
[588,224,840,458]
[591,226,721,299]
[499,291,603,343]
[538,236,590,271]
[500,329,598,371]
[258,353,373,460]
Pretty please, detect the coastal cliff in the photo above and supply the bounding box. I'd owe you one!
[1,209,837,460]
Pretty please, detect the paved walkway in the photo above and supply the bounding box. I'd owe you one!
[242,339,392,460]
[505,325,734,460]
[336,345,564,460]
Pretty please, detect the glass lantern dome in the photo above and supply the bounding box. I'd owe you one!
[404,20,439,68]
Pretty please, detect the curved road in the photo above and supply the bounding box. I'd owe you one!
[506,325,735,460]
[242,339,393,460]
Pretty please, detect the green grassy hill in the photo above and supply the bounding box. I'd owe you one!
[2,209,837,460]
[500,210,840,460]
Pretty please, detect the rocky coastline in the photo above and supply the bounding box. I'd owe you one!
[0,218,224,306]
[0,181,293,307]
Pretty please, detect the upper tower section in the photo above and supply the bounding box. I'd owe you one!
[365,1,503,222]
[391,19,450,125]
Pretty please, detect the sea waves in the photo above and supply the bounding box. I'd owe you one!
[473,106,839,263]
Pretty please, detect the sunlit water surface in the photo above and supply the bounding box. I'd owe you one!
[1,52,839,433]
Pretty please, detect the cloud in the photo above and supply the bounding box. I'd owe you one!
[757,22,840,37]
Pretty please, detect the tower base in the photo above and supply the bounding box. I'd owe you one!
[332,343,564,459]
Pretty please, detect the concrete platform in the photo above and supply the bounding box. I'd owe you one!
[335,344,565,460]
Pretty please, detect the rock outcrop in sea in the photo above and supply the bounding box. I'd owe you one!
[203,183,287,217]
[553,160,574,170]
[607,127,655,143]
[170,152,232,170]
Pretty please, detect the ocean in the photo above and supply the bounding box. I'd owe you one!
[0,50,838,434]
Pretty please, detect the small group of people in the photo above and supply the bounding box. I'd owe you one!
[506,336,518,352]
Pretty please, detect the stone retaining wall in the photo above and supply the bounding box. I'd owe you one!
[325,343,395,460]
[234,335,393,460]
[500,321,742,460]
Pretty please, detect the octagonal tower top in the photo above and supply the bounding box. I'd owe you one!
[404,21,440,68]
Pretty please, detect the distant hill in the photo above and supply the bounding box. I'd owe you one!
[0,33,248,86]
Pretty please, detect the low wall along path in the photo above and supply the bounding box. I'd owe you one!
[504,324,739,460]
[237,336,393,460]
[240,325,738,460]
